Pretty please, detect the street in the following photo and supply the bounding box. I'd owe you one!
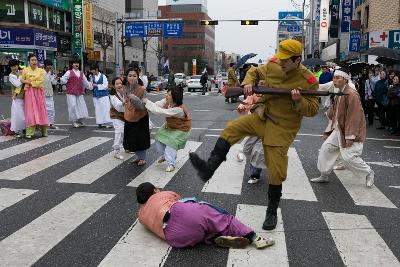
[0,91,399,267]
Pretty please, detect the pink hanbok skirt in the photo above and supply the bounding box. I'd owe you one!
[24,86,49,127]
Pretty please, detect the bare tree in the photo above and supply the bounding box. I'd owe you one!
[100,18,113,71]
[119,24,127,73]
[149,38,166,76]
[141,37,152,74]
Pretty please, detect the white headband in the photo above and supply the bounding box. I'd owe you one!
[334,70,351,80]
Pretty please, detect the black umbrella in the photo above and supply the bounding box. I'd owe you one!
[365,47,400,60]
[376,56,400,65]
[302,58,326,66]
[348,62,368,76]
[235,53,257,69]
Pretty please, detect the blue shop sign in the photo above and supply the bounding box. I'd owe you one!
[0,27,57,50]
[34,29,57,50]
[0,27,34,48]
[349,32,361,52]
[341,0,353,32]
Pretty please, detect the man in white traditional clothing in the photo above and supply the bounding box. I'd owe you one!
[60,58,91,128]
[311,68,375,187]
[43,59,58,129]
[89,64,112,128]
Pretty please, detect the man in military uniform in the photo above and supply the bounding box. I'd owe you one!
[226,63,239,103]
[189,39,320,230]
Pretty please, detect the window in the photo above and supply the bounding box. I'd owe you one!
[364,6,369,29]
[171,44,205,51]
[28,2,47,27]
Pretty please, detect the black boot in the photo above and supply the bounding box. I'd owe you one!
[262,184,282,230]
[189,138,231,181]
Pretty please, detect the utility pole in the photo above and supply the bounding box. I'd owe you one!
[114,11,120,77]
[310,0,315,56]
[302,0,306,59]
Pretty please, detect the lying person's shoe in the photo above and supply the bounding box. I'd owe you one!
[252,234,275,249]
[214,236,250,249]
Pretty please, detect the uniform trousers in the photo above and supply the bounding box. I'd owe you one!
[317,129,371,178]
[220,113,289,185]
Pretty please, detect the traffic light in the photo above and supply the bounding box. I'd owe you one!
[241,20,258,25]
[200,20,218,25]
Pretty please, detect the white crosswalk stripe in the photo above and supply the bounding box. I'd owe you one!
[202,144,246,195]
[0,137,111,181]
[57,151,134,184]
[99,219,171,267]
[0,136,14,143]
[322,212,400,266]
[334,169,397,208]
[227,205,289,267]
[0,136,398,266]
[0,188,37,212]
[127,141,202,188]
[0,135,67,161]
[0,192,115,266]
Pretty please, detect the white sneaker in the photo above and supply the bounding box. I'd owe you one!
[236,152,245,162]
[311,175,330,183]
[72,122,80,128]
[252,234,275,249]
[366,170,375,187]
[114,153,124,160]
[248,177,260,184]
[165,165,175,172]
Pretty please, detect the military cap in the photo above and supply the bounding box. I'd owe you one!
[275,39,303,60]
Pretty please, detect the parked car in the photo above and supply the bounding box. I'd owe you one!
[174,73,187,87]
[187,75,211,92]
[150,76,167,91]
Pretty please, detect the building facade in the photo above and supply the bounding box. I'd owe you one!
[0,0,72,71]
[158,3,215,75]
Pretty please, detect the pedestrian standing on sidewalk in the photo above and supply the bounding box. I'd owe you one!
[365,69,377,126]
[311,68,375,187]
[123,67,150,166]
[189,39,320,231]
[60,58,91,128]
[8,59,25,137]
[200,71,208,95]
[21,54,48,139]
[373,70,389,130]
[43,59,58,129]
[136,182,275,249]
[143,85,192,172]
[89,64,112,128]
[387,75,400,135]
[109,77,125,160]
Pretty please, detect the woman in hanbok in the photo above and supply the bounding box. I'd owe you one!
[8,59,25,137]
[90,64,112,128]
[144,85,191,172]
[123,67,150,166]
[109,77,125,159]
[60,58,91,128]
[21,54,48,138]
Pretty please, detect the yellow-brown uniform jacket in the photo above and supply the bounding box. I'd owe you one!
[227,67,239,87]
[241,57,320,147]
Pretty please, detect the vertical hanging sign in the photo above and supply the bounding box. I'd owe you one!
[84,1,93,50]
[72,0,83,56]
[319,0,330,42]
[341,0,353,32]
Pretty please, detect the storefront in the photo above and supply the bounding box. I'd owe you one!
[0,26,57,67]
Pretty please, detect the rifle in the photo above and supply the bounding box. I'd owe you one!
[224,86,348,98]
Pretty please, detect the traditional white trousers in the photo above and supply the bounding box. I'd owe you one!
[155,140,177,167]
[93,96,112,125]
[66,94,89,123]
[45,96,55,125]
[317,129,371,178]
[10,99,25,132]
[321,96,331,108]
[112,119,124,151]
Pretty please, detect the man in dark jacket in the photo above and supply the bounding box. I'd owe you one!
[200,72,208,95]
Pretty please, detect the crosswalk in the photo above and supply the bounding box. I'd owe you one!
[0,134,399,266]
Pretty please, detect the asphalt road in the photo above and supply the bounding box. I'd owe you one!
[0,90,399,266]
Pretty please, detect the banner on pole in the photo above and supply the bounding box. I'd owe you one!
[319,0,329,42]
[84,2,93,50]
